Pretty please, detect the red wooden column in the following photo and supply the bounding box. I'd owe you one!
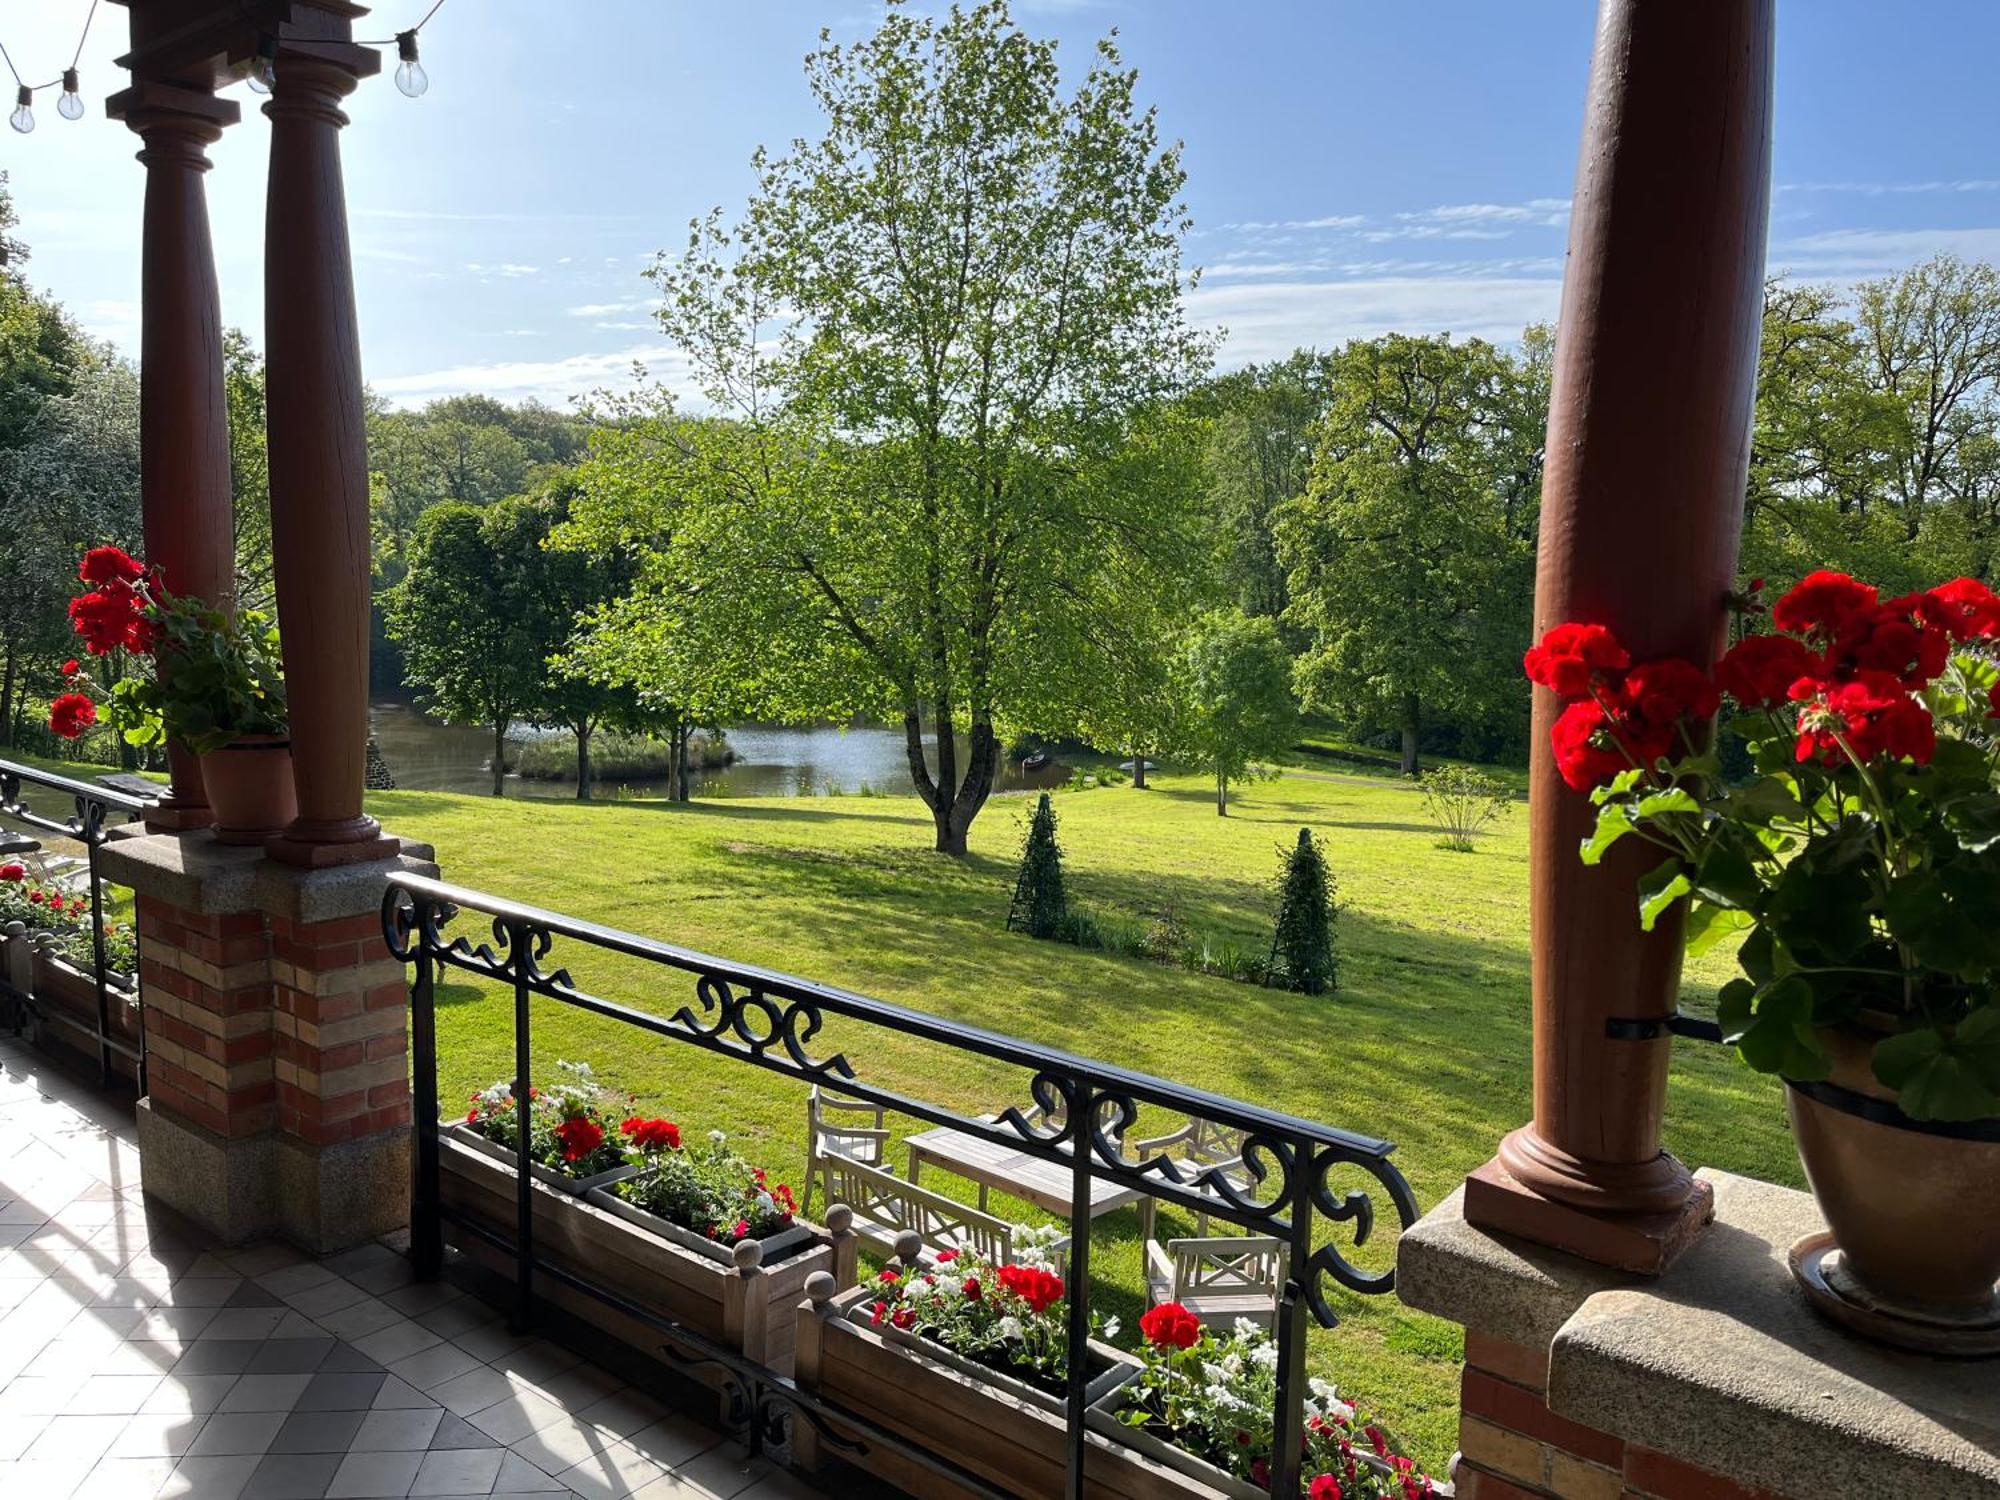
[261,39,394,868]
[105,81,241,832]
[1465,0,1774,1271]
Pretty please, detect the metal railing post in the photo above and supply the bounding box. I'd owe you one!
[410,896,443,1280]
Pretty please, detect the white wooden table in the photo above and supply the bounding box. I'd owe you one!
[904,1120,1145,1221]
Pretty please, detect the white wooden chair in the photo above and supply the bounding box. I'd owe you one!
[820,1155,1066,1268]
[1145,1235,1288,1331]
[802,1086,892,1216]
[1131,1116,1253,1242]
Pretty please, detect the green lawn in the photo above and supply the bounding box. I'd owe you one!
[2,745,1794,1468]
[335,765,1793,1473]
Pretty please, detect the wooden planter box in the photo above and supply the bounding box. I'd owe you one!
[440,1120,637,1194]
[1,932,141,1086]
[793,1281,1222,1500]
[586,1182,818,1265]
[437,1131,834,1378]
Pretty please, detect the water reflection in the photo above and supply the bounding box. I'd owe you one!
[368,704,1071,800]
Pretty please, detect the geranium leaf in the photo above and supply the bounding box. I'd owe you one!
[1685,901,1754,959]
[1635,788,1700,819]
[1636,857,1692,932]
[1579,805,1637,867]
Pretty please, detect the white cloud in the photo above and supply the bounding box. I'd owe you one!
[568,300,653,317]
[1778,179,2000,197]
[1189,277,1563,367]
[371,343,693,408]
[1770,225,2000,279]
[593,319,656,330]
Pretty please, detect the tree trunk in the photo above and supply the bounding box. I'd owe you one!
[491,719,507,796]
[1216,767,1228,816]
[675,724,691,801]
[1131,746,1147,790]
[0,641,16,749]
[1400,693,1422,776]
[575,722,593,801]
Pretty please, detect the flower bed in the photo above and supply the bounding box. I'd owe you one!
[449,1061,637,1192]
[436,1065,833,1379]
[587,1126,815,1265]
[1090,1307,1438,1499]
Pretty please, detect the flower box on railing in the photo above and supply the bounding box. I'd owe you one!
[793,1279,1219,1500]
[584,1182,817,1265]
[1,927,141,1084]
[440,1120,636,1194]
[436,1129,835,1378]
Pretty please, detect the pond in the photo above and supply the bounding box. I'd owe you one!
[368,704,1075,800]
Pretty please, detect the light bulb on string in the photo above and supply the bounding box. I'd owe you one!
[393,30,427,97]
[246,36,277,95]
[57,69,83,121]
[9,86,33,134]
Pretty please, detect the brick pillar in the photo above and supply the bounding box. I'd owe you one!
[104,833,435,1251]
[1450,1331,1781,1500]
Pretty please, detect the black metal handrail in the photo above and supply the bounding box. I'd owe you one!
[385,871,1421,1500]
[0,757,152,1089]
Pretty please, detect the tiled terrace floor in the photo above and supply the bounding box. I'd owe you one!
[0,1036,819,1500]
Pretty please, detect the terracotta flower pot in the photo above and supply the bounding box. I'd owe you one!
[197,736,298,846]
[1786,1024,2000,1353]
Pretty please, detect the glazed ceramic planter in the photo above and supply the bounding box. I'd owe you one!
[1786,1025,2000,1353]
[196,735,298,846]
[794,1281,1218,1500]
[436,1131,831,1378]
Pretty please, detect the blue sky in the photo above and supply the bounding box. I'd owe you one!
[8,0,1999,408]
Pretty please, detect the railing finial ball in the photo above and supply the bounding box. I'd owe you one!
[825,1202,853,1235]
[892,1230,923,1268]
[804,1270,837,1308]
[732,1237,763,1274]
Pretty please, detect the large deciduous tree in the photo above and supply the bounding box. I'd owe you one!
[1275,332,1547,774]
[618,0,1209,854]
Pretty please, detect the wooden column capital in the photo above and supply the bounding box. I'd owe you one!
[1464,0,1774,1273]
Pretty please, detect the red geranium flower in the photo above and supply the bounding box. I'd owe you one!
[618,1116,682,1152]
[67,585,150,656]
[1771,570,1878,638]
[1791,670,1936,767]
[61,659,79,677]
[1309,1478,1344,1500]
[1715,633,1819,709]
[78,546,144,586]
[1620,658,1719,726]
[995,1262,1065,1314]
[962,1277,982,1301]
[552,1116,605,1164]
[1926,577,2000,640]
[1826,598,1949,686]
[49,691,98,741]
[1548,699,1674,792]
[0,863,24,882]
[1139,1301,1202,1350]
[1523,622,1629,699]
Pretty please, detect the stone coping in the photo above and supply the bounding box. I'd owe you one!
[99,827,439,921]
[1401,1169,2000,1499]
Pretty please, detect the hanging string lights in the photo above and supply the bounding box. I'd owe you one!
[2,0,443,137]
[2,0,98,133]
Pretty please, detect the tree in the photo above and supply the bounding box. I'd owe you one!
[1275,333,1547,774]
[1200,351,1333,625]
[618,0,1210,854]
[1177,609,1296,815]
[1268,828,1336,995]
[223,329,274,607]
[384,502,546,795]
[1006,792,1067,939]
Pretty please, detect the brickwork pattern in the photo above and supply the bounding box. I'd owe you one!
[136,899,408,1151]
[1451,1332,1783,1500]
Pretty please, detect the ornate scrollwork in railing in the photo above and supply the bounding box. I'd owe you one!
[384,870,1422,1500]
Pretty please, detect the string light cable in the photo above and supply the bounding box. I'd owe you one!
[2,0,99,133]
[356,0,446,99]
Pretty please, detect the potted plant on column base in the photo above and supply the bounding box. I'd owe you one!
[52,545,294,843]
[1526,570,2000,1355]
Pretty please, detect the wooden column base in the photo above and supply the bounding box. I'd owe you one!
[1463,1154,1715,1275]
[265,815,399,869]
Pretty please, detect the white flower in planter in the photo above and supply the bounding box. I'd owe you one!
[995,1315,1024,1340]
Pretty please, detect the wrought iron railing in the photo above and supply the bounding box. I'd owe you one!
[0,758,152,1090]
[384,871,1421,1500]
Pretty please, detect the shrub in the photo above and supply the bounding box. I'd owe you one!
[1269,828,1337,995]
[1418,764,1513,852]
[1007,792,1068,939]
